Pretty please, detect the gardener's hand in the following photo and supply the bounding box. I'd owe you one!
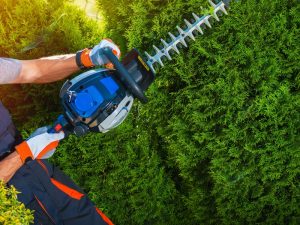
[15,126,64,163]
[76,39,121,69]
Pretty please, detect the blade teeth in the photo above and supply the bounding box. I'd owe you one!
[164,52,172,60]
[196,25,204,35]
[168,32,180,53]
[145,52,156,72]
[204,16,212,28]
[209,1,229,22]
[161,38,169,47]
[213,1,228,16]
[206,22,212,29]
[192,13,200,20]
[145,51,156,73]
[153,45,165,66]
[184,19,193,28]
[176,26,188,47]
[213,13,220,21]
[172,45,180,54]
[181,39,188,47]
[188,32,196,41]
[158,58,164,67]
[149,64,156,73]
[176,26,185,35]
[145,51,152,60]
[169,32,176,41]
[145,0,230,73]
[220,4,228,15]
[160,39,173,59]
[165,53,172,60]
[153,45,161,54]
[209,0,216,7]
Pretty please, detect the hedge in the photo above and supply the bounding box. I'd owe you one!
[0,181,33,224]
[1,0,299,224]
[92,0,300,224]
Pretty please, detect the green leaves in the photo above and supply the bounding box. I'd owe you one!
[0,181,34,225]
[97,0,300,224]
[1,0,299,224]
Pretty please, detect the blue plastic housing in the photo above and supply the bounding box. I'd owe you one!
[71,77,120,118]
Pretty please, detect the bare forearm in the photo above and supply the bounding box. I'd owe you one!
[13,54,79,83]
[0,152,23,183]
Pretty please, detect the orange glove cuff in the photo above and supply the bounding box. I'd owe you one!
[80,48,94,68]
[15,142,34,163]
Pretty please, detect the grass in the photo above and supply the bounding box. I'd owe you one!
[73,0,102,21]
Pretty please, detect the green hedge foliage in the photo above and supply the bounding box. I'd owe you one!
[1,0,299,224]
[92,0,299,224]
[0,181,33,224]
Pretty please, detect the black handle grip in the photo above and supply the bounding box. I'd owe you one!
[102,47,148,103]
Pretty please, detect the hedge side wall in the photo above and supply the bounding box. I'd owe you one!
[93,0,300,224]
[1,0,299,224]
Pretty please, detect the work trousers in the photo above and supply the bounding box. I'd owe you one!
[8,159,113,225]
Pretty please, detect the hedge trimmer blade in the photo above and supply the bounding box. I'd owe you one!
[145,0,228,73]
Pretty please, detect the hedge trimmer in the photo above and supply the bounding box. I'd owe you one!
[50,0,229,136]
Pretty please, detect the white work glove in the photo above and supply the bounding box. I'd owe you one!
[77,39,121,69]
[90,39,121,66]
[15,126,64,163]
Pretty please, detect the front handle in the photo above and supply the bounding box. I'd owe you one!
[48,115,70,138]
[102,47,148,103]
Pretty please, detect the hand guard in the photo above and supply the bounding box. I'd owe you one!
[76,39,121,69]
[15,126,64,163]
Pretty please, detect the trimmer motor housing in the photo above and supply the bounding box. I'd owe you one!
[55,48,155,136]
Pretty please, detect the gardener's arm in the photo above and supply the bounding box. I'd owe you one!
[9,39,120,84]
[0,152,23,183]
[0,127,64,183]
[14,54,78,83]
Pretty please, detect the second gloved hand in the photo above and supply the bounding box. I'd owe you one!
[15,126,64,163]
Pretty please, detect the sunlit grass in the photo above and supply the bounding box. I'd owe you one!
[73,0,102,21]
